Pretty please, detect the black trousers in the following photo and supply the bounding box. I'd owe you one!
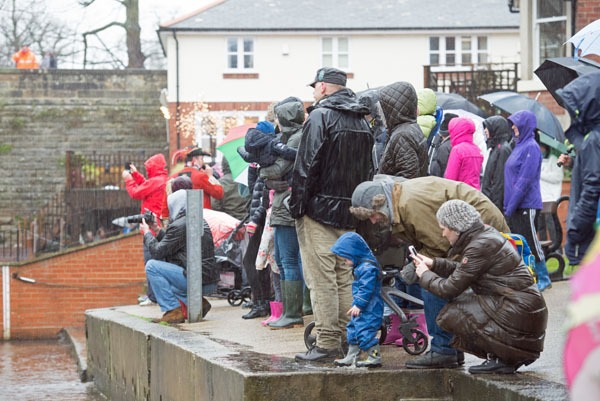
[506,208,545,262]
[242,223,272,302]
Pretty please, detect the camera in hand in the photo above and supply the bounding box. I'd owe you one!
[127,209,154,224]
[124,162,132,171]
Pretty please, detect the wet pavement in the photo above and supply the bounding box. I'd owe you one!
[0,339,105,401]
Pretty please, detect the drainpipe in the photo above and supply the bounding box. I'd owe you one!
[3,266,10,340]
[173,31,181,150]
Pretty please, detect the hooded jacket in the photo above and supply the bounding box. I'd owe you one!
[126,153,169,216]
[481,116,513,211]
[444,117,483,189]
[350,176,508,258]
[144,190,219,286]
[556,71,600,264]
[378,82,429,178]
[331,232,383,347]
[504,110,543,216]
[420,223,547,366]
[417,88,438,138]
[260,98,305,227]
[290,88,374,229]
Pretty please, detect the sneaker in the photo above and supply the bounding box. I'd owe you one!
[468,356,516,374]
[138,295,148,303]
[295,346,341,363]
[139,298,155,306]
[405,351,459,369]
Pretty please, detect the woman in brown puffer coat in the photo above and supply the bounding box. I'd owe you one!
[412,200,548,374]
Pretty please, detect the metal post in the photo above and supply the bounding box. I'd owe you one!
[186,189,203,323]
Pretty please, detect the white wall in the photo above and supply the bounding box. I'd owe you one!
[165,30,520,104]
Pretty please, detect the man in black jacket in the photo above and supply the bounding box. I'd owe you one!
[291,67,374,362]
[142,176,219,324]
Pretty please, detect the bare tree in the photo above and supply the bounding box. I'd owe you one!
[80,0,145,69]
[0,0,78,67]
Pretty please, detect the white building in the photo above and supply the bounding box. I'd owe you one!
[157,0,520,154]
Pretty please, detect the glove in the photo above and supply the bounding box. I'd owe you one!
[246,222,257,237]
[400,262,418,285]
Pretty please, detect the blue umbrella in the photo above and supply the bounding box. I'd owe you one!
[478,91,565,149]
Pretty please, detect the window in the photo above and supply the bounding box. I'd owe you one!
[322,37,349,69]
[428,36,488,67]
[227,37,254,70]
[534,0,567,67]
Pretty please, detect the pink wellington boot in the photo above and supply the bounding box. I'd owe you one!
[394,310,429,346]
[261,301,283,326]
[382,313,403,345]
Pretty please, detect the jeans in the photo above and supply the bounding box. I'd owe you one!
[422,288,456,355]
[273,225,302,281]
[143,243,157,302]
[146,259,217,312]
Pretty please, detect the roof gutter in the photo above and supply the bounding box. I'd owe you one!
[173,30,181,150]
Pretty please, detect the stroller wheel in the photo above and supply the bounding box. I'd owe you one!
[240,287,252,303]
[227,290,242,306]
[304,321,316,350]
[401,329,428,355]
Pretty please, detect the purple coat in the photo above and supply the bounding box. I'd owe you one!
[444,117,483,189]
[503,110,542,216]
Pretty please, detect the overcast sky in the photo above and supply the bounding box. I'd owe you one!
[43,0,210,67]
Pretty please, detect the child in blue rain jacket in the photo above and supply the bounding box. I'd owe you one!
[331,232,384,368]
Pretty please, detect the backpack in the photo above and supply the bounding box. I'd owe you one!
[501,232,537,283]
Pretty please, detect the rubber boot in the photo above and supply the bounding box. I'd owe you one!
[382,314,402,345]
[242,300,268,319]
[269,280,304,329]
[261,301,283,326]
[356,344,382,368]
[334,344,360,366]
[303,284,313,315]
[534,260,552,292]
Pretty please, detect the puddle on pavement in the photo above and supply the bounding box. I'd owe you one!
[0,339,106,401]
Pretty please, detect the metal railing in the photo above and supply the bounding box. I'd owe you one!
[1,150,165,262]
[424,63,519,105]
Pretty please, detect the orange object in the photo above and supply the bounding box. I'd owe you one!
[12,46,39,69]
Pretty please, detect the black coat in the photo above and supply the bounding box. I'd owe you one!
[144,210,219,286]
[481,116,513,211]
[290,88,374,229]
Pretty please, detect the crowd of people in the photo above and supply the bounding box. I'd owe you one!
[123,66,600,378]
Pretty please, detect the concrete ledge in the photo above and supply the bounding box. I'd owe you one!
[85,300,568,401]
[60,327,90,382]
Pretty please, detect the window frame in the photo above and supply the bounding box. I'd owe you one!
[321,37,350,70]
[533,0,567,68]
[429,35,489,71]
[226,37,255,71]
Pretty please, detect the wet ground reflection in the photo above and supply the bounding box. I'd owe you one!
[0,340,106,401]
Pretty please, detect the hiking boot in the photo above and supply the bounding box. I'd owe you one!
[468,355,516,374]
[202,297,212,318]
[334,344,360,367]
[356,344,382,368]
[405,351,459,369]
[295,346,340,363]
[152,307,185,324]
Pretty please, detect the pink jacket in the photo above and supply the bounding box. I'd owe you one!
[444,117,483,189]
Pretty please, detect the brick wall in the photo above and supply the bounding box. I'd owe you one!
[576,0,600,29]
[1,234,145,339]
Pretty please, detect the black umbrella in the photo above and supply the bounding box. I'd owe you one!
[534,57,600,107]
[435,92,487,118]
[478,91,566,152]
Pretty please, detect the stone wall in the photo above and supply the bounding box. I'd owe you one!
[0,69,167,224]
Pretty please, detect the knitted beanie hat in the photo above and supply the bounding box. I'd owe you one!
[350,181,391,222]
[436,199,482,233]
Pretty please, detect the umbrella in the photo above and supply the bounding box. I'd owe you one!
[534,57,600,107]
[435,92,487,118]
[216,123,255,186]
[566,18,600,58]
[478,91,565,150]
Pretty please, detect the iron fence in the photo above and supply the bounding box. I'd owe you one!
[424,63,519,108]
[1,150,166,262]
